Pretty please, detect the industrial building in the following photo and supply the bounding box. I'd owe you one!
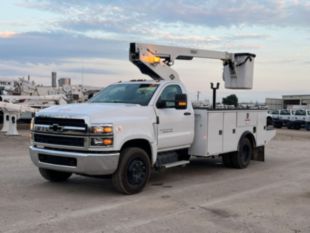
[266,95,310,110]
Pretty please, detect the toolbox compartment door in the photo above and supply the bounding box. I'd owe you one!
[223,112,237,152]
[207,112,223,155]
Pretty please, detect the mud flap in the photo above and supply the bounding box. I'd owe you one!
[252,146,265,162]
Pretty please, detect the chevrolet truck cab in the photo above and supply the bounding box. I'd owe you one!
[30,80,196,193]
[29,43,275,194]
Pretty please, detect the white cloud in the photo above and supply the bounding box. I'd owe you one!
[21,0,310,29]
[0,0,309,100]
[0,31,17,38]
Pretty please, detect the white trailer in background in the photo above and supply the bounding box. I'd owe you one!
[29,42,275,194]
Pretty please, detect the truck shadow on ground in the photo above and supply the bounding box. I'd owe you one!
[150,157,226,185]
[33,157,234,196]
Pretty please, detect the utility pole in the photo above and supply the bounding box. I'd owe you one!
[197,91,200,101]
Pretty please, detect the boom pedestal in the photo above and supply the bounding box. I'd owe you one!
[0,102,37,136]
[6,112,19,136]
[1,111,10,132]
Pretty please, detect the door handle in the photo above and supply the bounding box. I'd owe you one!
[184,112,191,116]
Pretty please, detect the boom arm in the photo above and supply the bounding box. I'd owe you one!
[129,42,256,89]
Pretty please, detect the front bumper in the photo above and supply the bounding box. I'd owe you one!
[29,146,120,175]
[290,120,306,125]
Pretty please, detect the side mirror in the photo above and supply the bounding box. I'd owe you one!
[175,94,187,110]
[156,100,167,109]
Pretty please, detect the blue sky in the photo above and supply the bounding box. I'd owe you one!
[0,0,309,101]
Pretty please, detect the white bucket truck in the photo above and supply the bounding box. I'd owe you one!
[29,43,275,194]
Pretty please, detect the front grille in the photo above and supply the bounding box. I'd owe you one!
[35,117,87,128]
[39,154,77,166]
[34,134,84,147]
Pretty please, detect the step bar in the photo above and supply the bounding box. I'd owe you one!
[161,160,190,169]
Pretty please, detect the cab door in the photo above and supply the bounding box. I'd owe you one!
[154,84,194,151]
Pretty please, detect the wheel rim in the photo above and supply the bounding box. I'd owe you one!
[127,159,147,186]
[241,144,251,163]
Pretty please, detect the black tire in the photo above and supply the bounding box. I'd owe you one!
[39,168,72,182]
[222,152,234,168]
[267,117,273,126]
[294,123,301,130]
[232,137,253,169]
[112,147,151,195]
[274,122,282,128]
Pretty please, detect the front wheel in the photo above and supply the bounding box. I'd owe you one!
[112,147,151,195]
[39,168,72,182]
[232,138,253,169]
[274,121,282,128]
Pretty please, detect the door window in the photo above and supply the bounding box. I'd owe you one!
[157,85,182,108]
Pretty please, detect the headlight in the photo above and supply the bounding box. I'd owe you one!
[90,124,113,147]
[30,118,34,130]
[91,138,113,146]
[91,125,113,134]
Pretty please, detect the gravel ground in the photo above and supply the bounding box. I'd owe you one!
[0,129,309,233]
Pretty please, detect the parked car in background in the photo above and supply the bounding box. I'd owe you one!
[288,109,309,130]
[278,109,294,127]
[306,110,310,131]
[271,109,294,128]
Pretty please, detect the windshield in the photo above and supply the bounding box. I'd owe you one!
[294,110,306,116]
[89,83,159,106]
[280,110,290,115]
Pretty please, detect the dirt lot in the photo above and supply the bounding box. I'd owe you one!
[0,129,309,233]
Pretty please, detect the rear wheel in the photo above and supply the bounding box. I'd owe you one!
[231,138,253,169]
[39,168,72,182]
[112,147,151,195]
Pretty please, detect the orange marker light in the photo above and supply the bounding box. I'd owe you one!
[178,101,187,106]
[103,139,113,145]
[103,127,113,133]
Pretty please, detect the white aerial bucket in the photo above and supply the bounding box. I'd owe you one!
[223,53,256,89]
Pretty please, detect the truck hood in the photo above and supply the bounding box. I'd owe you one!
[36,103,155,124]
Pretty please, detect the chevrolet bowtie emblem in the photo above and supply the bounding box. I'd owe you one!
[49,124,64,132]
